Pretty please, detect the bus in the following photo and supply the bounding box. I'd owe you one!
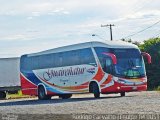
[20,41,151,100]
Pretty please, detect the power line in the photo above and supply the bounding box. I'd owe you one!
[152,31,160,38]
[123,20,160,39]
[92,34,106,41]
[126,0,154,17]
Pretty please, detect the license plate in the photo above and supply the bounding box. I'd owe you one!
[132,86,137,90]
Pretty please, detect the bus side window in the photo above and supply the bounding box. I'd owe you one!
[79,48,96,65]
[53,53,60,67]
[99,57,105,70]
[104,58,113,74]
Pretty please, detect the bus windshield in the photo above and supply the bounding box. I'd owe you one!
[113,49,146,78]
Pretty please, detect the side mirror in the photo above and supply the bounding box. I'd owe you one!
[102,52,117,65]
[141,52,151,64]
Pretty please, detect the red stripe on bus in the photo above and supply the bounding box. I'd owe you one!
[93,65,104,82]
[20,74,37,95]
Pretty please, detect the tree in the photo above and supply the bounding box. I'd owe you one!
[121,38,140,45]
[139,38,160,90]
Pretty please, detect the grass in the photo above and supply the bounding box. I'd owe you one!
[7,91,36,99]
[155,86,160,91]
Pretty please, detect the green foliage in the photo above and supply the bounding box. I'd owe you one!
[139,37,160,90]
[155,86,160,91]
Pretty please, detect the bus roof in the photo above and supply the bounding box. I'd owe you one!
[27,40,138,57]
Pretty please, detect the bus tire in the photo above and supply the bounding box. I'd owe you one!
[91,82,100,98]
[59,94,72,99]
[0,91,6,99]
[120,92,125,97]
[38,86,51,100]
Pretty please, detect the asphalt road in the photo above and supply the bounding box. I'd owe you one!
[0,91,160,120]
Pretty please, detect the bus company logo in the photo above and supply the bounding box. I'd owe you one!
[43,67,86,81]
[87,68,95,74]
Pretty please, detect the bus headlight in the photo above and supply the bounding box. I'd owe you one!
[113,77,118,81]
[117,79,126,84]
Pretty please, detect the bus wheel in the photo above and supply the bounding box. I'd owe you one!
[92,83,100,98]
[59,94,72,99]
[38,86,51,100]
[120,92,125,97]
[0,91,6,99]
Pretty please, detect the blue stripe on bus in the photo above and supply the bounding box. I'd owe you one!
[22,71,63,94]
[22,71,41,85]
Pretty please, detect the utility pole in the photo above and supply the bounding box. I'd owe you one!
[101,24,115,41]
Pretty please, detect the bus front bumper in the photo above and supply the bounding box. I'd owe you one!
[101,81,147,94]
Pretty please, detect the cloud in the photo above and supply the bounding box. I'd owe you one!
[0,0,160,57]
[124,10,160,20]
[0,1,70,16]
[0,34,35,41]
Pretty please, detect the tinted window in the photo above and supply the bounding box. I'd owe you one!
[94,47,111,72]
[112,49,145,78]
[79,48,95,64]
[94,47,110,56]
[21,48,96,71]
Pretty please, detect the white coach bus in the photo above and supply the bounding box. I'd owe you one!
[20,41,151,100]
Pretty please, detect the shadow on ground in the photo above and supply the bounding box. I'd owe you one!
[0,95,134,106]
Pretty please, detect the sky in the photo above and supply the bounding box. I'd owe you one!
[0,0,160,58]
